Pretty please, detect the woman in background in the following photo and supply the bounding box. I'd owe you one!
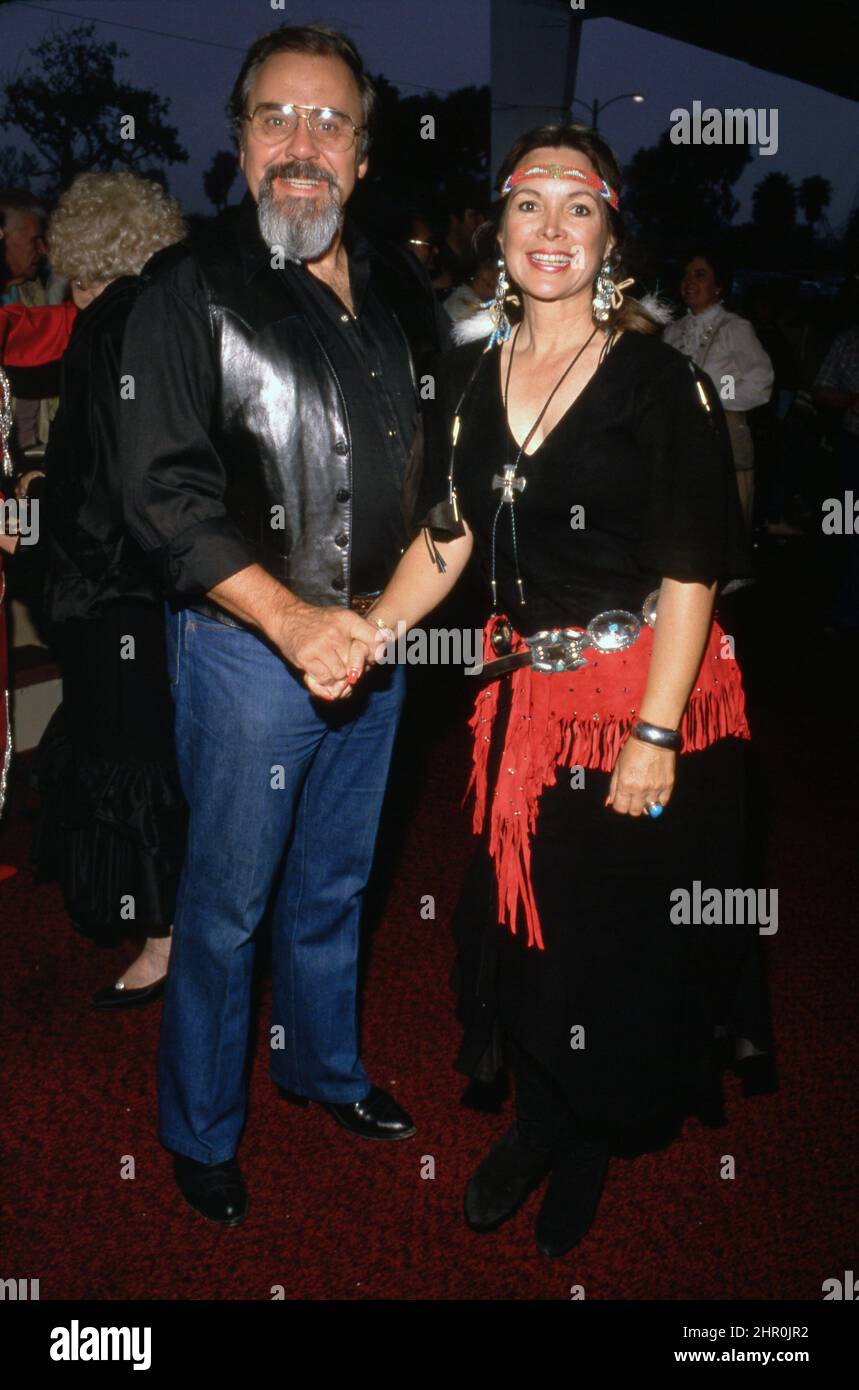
[31,172,188,1009]
[664,250,774,531]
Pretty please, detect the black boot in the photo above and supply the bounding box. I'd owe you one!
[534,1134,610,1257]
[464,1125,554,1232]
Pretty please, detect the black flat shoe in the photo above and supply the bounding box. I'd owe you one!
[464,1125,554,1232]
[322,1085,416,1140]
[91,975,167,1011]
[534,1136,610,1257]
[172,1154,248,1227]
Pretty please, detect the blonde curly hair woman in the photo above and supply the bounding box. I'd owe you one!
[47,171,185,307]
[31,172,189,1009]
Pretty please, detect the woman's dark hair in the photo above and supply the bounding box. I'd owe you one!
[226,23,377,159]
[490,122,660,336]
[681,247,733,301]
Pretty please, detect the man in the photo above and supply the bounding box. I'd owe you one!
[0,191,56,459]
[120,24,449,1226]
[0,191,47,306]
[434,179,489,290]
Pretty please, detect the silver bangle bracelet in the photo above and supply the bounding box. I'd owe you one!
[632,720,681,752]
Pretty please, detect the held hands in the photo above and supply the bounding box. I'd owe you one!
[268,600,388,701]
[605,737,675,817]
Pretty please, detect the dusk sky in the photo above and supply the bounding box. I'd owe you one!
[1,0,491,212]
[1,0,856,231]
[574,17,858,232]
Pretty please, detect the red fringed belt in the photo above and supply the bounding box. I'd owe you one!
[465,613,750,951]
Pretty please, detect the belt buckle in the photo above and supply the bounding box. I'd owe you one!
[350,592,379,617]
[525,627,589,673]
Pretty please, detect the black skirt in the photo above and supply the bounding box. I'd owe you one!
[32,600,187,944]
[452,680,774,1137]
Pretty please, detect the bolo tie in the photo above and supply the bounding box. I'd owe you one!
[490,321,610,610]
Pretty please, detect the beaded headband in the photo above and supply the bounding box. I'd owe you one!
[500,162,619,210]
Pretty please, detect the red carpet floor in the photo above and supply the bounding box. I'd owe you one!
[1,563,857,1301]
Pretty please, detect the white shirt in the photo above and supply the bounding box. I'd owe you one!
[663,303,774,412]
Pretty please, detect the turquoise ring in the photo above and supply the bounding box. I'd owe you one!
[645,801,664,819]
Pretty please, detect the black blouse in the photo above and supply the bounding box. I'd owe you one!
[416,330,752,631]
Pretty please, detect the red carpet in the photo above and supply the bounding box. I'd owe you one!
[1,566,857,1301]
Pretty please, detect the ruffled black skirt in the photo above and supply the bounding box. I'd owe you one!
[32,601,187,944]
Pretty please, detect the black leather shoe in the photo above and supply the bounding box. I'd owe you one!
[172,1154,248,1227]
[464,1125,554,1232]
[534,1136,609,1257]
[322,1085,416,1140]
[91,976,166,1011]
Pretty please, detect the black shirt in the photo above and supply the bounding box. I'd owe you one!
[118,194,451,606]
[417,331,752,631]
[284,231,417,592]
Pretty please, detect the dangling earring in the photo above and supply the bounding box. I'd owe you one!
[592,258,635,323]
[487,256,519,347]
[592,259,614,322]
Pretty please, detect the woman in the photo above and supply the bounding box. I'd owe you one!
[663,250,774,530]
[329,124,772,1259]
[0,217,76,875]
[30,172,187,1009]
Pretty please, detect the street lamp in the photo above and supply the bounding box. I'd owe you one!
[570,93,645,129]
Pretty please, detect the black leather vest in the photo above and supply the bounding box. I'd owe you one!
[153,198,442,619]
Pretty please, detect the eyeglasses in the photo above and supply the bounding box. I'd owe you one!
[246,103,364,151]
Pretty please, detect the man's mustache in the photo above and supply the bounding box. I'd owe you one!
[261,161,339,194]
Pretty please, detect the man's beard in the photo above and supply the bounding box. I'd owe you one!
[257,160,344,263]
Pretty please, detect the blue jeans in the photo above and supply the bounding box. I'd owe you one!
[158,606,406,1163]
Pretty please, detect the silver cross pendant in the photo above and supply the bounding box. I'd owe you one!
[492,465,526,505]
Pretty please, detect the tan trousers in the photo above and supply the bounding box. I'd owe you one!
[725,410,755,531]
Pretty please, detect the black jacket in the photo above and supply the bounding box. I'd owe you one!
[41,275,157,627]
[120,195,448,614]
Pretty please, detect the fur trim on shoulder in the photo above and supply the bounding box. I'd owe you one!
[450,305,496,345]
[636,292,676,327]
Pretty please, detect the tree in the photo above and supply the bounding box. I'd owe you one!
[0,23,187,198]
[203,150,239,214]
[623,129,752,257]
[751,171,797,237]
[797,175,832,233]
[354,78,490,230]
[844,207,859,275]
[0,146,41,189]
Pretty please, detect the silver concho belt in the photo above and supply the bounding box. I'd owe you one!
[467,590,661,679]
